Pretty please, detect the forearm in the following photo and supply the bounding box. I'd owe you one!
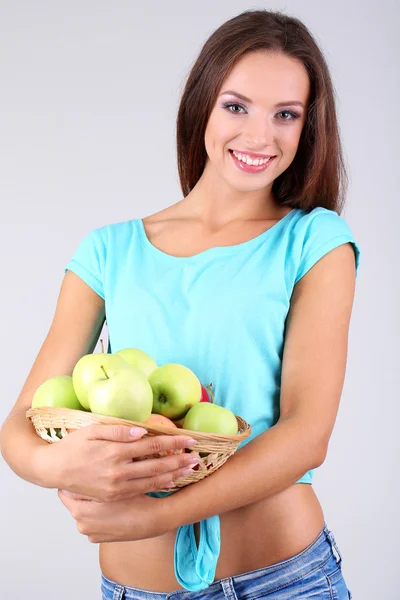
[0,410,50,487]
[161,416,326,529]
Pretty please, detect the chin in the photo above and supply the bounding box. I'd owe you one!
[227,179,272,193]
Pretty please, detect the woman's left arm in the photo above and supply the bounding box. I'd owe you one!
[58,242,357,542]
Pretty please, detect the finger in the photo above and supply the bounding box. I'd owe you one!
[121,434,198,461]
[123,450,201,481]
[58,489,77,510]
[86,424,148,442]
[96,454,201,501]
[123,460,200,496]
[60,490,99,502]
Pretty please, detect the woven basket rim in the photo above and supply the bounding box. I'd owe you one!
[26,406,252,442]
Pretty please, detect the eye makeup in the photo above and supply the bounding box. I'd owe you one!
[222,102,301,121]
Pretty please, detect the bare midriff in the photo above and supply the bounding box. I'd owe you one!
[100,483,325,592]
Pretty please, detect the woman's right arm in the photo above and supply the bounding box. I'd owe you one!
[0,270,200,498]
[0,270,107,486]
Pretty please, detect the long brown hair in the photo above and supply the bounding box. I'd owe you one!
[176,9,348,214]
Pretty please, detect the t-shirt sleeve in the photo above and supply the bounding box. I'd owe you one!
[294,209,360,285]
[64,227,107,299]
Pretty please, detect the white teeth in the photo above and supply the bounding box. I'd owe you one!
[232,150,272,166]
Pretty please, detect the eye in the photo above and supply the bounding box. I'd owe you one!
[277,110,301,121]
[223,102,246,114]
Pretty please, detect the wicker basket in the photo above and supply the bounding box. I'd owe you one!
[26,406,251,492]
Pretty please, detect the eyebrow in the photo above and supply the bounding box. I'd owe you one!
[219,90,305,108]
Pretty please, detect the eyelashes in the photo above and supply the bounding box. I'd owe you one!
[222,102,301,121]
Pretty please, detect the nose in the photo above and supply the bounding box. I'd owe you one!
[243,115,274,149]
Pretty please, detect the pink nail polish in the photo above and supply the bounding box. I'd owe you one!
[183,438,197,447]
[130,427,148,438]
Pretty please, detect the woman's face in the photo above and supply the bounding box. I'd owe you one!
[204,51,310,193]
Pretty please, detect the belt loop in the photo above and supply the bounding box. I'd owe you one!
[220,578,239,600]
[113,584,125,600]
[326,528,342,565]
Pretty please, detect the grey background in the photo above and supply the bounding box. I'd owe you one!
[0,1,398,598]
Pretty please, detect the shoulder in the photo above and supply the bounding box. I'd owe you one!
[290,206,355,237]
[285,206,361,286]
[65,218,141,269]
[79,218,141,248]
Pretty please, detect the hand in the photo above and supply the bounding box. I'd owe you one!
[34,424,199,501]
[57,489,166,543]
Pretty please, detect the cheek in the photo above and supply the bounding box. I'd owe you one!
[204,129,221,157]
[280,123,302,144]
[277,139,303,175]
[280,127,303,158]
[205,114,233,149]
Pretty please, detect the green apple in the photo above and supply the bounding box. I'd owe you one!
[114,347,158,377]
[88,364,153,422]
[32,375,84,410]
[182,403,238,435]
[148,363,202,420]
[72,353,129,410]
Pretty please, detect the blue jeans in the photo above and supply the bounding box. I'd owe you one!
[101,523,352,599]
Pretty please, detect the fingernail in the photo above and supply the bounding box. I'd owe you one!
[165,482,176,488]
[186,457,201,464]
[181,466,196,474]
[183,438,197,447]
[130,427,148,438]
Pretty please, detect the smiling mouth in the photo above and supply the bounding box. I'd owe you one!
[229,149,276,160]
[228,149,276,172]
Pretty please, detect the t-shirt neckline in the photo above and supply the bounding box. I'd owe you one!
[137,208,297,261]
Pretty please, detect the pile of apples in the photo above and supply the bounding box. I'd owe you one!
[31,344,238,436]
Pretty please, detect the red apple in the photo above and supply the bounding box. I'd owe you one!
[144,413,182,455]
[144,414,178,429]
[200,383,215,403]
[200,385,209,402]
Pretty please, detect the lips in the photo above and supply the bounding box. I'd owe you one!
[229,149,276,173]
[230,149,276,160]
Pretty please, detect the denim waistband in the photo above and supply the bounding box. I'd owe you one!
[223,522,341,598]
[101,522,342,599]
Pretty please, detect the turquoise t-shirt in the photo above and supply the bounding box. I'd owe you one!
[64,206,360,591]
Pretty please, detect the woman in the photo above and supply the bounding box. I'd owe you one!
[0,9,359,600]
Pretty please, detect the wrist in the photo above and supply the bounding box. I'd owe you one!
[155,491,180,534]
